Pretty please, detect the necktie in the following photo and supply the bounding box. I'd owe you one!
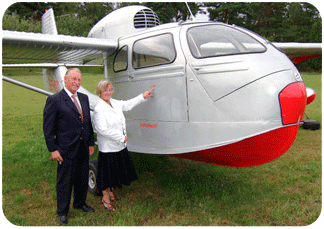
[72,94,83,122]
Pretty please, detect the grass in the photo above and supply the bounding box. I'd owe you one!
[2,69,322,226]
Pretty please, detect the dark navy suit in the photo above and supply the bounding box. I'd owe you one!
[43,89,94,216]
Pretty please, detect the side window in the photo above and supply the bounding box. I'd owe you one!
[113,45,128,72]
[132,33,176,69]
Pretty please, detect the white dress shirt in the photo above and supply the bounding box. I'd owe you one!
[93,94,146,152]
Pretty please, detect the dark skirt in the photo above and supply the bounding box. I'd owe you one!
[97,147,138,192]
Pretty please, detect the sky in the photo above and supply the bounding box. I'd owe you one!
[194,6,209,21]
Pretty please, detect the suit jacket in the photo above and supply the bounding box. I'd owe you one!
[93,94,145,152]
[43,89,95,159]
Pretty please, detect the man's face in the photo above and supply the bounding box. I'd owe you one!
[64,70,82,94]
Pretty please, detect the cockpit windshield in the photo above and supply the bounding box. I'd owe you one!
[187,24,266,58]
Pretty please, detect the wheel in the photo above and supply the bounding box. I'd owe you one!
[302,119,321,130]
[88,159,99,194]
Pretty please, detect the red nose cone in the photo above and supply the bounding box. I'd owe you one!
[279,82,307,125]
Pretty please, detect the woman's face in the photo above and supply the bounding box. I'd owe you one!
[100,84,114,103]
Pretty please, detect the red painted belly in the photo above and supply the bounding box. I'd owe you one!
[172,125,300,167]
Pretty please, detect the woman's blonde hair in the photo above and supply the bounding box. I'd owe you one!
[96,80,114,96]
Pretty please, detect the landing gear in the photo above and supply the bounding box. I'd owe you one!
[302,119,321,130]
[301,113,320,130]
[88,160,99,194]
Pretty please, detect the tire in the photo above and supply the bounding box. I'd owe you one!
[302,119,321,130]
[88,159,99,194]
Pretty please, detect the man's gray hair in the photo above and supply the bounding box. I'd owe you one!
[65,68,81,78]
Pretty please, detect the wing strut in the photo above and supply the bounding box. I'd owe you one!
[2,76,54,96]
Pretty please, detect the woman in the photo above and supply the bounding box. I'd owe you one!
[93,80,154,211]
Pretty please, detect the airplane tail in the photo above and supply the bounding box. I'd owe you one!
[41,8,65,93]
[42,8,58,35]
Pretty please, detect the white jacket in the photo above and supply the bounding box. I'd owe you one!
[93,94,146,152]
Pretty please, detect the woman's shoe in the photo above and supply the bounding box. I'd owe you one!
[111,197,120,202]
[102,199,116,212]
[109,192,120,202]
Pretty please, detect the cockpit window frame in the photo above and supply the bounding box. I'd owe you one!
[187,24,267,59]
[113,45,128,73]
[132,33,177,70]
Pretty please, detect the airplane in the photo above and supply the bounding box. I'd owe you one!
[2,5,322,173]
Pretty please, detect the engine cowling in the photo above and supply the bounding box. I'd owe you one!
[88,5,159,40]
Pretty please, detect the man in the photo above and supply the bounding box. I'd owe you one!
[43,68,95,224]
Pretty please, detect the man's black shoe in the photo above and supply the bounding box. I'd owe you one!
[58,215,68,224]
[75,204,95,213]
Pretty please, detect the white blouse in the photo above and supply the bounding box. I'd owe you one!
[93,94,145,152]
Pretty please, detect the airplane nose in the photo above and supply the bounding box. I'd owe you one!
[279,82,307,125]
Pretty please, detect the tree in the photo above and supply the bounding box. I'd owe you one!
[2,11,41,32]
[205,2,249,25]
[3,2,115,36]
[116,2,203,23]
[205,2,321,70]
[5,2,49,20]
[205,2,321,43]
[206,2,287,41]
[144,2,202,23]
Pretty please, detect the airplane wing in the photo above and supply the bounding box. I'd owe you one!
[3,30,321,66]
[272,42,322,64]
[2,30,118,67]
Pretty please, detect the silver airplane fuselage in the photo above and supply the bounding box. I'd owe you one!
[97,21,306,167]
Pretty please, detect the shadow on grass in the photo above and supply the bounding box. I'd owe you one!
[130,152,266,207]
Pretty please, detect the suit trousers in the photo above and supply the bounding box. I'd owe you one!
[56,140,89,216]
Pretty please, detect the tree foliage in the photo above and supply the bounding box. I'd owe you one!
[205,2,321,43]
[2,2,322,70]
[2,11,41,32]
[3,2,115,36]
[2,2,202,33]
[204,2,321,70]
[143,2,203,23]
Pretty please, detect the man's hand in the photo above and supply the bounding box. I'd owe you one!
[51,150,63,162]
[89,146,94,156]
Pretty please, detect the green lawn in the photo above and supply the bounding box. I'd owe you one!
[2,69,322,226]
